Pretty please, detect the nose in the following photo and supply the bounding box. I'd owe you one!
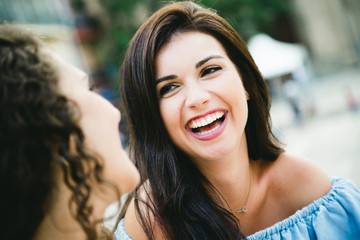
[184,83,211,108]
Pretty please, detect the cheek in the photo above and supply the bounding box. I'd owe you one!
[159,99,182,136]
[219,74,247,101]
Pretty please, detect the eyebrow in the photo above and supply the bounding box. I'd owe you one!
[155,55,224,84]
[156,74,178,85]
[195,55,224,69]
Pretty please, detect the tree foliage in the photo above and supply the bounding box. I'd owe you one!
[73,0,293,85]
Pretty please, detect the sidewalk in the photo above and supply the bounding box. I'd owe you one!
[271,68,360,187]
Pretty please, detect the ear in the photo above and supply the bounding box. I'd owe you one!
[246,90,250,100]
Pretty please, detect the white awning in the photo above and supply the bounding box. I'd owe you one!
[248,34,307,79]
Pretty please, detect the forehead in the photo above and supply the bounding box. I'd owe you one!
[156,31,227,69]
[157,31,225,58]
[42,48,88,94]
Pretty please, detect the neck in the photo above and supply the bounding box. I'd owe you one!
[196,133,252,212]
[35,217,86,240]
[34,179,107,240]
[34,188,86,240]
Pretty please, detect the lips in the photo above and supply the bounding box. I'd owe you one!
[186,110,227,140]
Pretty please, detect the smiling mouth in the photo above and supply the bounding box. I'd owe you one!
[187,111,226,136]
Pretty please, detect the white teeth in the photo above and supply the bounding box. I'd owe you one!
[188,111,225,129]
[196,123,221,135]
[189,121,197,129]
[200,119,207,126]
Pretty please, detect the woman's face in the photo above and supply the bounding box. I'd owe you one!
[155,32,249,164]
[48,50,140,200]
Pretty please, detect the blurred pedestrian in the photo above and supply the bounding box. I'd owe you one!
[283,75,303,124]
[346,88,359,114]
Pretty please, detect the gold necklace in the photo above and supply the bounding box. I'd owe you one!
[231,163,252,213]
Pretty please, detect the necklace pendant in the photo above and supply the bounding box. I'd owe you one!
[242,206,247,213]
[232,206,247,213]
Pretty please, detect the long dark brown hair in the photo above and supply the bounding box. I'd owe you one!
[0,24,118,240]
[120,1,283,239]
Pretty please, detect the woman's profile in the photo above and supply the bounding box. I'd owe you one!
[0,24,140,240]
[116,1,360,239]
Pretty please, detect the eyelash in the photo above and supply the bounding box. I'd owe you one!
[200,66,222,77]
[158,66,222,97]
[159,83,177,96]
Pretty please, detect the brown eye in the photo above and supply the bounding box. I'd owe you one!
[159,84,177,96]
[200,66,222,77]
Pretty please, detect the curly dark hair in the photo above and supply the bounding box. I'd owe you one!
[0,24,117,240]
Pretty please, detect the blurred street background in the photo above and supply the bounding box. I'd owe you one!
[1,0,360,224]
[271,68,360,187]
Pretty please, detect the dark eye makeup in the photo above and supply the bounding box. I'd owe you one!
[159,83,177,96]
[200,66,222,77]
[158,65,222,97]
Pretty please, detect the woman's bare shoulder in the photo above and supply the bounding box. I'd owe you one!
[123,197,148,240]
[268,152,332,211]
[123,182,166,240]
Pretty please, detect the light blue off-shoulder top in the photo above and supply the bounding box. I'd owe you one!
[114,177,360,239]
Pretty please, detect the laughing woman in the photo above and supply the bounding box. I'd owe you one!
[0,24,140,240]
[116,2,360,239]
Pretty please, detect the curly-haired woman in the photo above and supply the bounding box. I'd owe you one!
[0,24,140,240]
